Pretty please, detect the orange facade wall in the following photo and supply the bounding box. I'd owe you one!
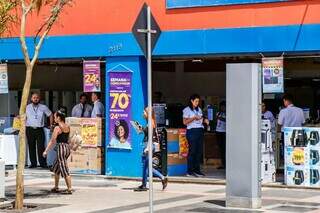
[14,0,320,37]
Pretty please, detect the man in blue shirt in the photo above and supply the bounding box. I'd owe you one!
[26,92,53,168]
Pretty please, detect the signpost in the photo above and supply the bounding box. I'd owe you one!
[133,3,161,213]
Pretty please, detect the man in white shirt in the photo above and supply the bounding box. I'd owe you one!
[278,94,305,132]
[278,94,305,163]
[26,92,53,168]
[91,92,104,118]
[71,93,92,118]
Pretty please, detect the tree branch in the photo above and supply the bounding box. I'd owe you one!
[19,1,31,66]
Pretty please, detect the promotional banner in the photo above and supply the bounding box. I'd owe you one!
[262,57,284,93]
[0,64,8,94]
[83,61,101,92]
[81,119,98,147]
[108,72,132,150]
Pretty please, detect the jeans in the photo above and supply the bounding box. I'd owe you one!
[186,128,204,174]
[216,132,226,168]
[142,155,164,187]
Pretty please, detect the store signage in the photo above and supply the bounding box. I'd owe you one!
[166,0,289,9]
[81,119,98,147]
[262,57,284,94]
[108,72,132,150]
[0,64,8,94]
[83,60,101,92]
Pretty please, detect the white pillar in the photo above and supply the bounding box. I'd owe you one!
[226,63,262,209]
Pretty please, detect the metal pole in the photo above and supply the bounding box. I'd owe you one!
[147,6,154,213]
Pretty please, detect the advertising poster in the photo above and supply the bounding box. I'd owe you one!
[262,57,284,93]
[81,119,98,147]
[0,64,8,94]
[83,60,101,92]
[108,72,132,150]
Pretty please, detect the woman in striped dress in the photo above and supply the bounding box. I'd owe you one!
[43,108,72,194]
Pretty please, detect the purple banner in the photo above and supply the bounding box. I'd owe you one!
[83,61,101,92]
[108,72,132,150]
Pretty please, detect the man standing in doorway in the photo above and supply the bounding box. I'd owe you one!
[278,94,305,160]
[71,93,92,117]
[26,92,53,168]
[91,92,104,118]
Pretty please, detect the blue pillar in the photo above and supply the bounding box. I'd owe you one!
[105,56,147,177]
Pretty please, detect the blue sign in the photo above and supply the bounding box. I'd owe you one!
[167,0,289,9]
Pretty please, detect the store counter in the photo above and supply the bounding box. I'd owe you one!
[203,132,222,167]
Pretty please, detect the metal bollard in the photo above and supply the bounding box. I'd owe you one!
[0,158,5,200]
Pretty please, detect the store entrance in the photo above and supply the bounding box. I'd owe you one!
[152,57,259,180]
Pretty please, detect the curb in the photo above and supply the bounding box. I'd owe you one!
[14,169,320,190]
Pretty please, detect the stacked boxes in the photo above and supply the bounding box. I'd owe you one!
[167,128,188,176]
[66,117,104,175]
[284,127,320,187]
[261,120,276,183]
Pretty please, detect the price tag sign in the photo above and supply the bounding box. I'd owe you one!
[108,72,132,150]
[83,61,101,92]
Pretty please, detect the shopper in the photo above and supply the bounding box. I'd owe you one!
[26,92,53,168]
[216,101,226,170]
[71,93,92,118]
[262,100,276,140]
[278,94,305,131]
[278,94,305,160]
[183,94,209,177]
[135,107,168,191]
[262,101,275,124]
[43,108,72,194]
[91,92,105,118]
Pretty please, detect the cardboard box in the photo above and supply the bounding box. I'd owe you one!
[310,166,320,187]
[166,129,179,142]
[66,117,103,147]
[304,127,320,148]
[286,165,310,187]
[68,147,104,175]
[285,146,310,167]
[310,149,320,167]
[284,127,307,147]
[167,153,187,165]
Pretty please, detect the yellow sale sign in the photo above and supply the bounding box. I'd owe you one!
[81,119,98,147]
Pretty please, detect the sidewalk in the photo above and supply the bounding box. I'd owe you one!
[1,169,320,212]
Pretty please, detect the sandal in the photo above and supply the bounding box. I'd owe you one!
[50,187,60,193]
[61,189,73,195]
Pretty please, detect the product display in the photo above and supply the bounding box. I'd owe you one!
[286,166,310,186]
[285,127,320,187]
[261,120,276,183]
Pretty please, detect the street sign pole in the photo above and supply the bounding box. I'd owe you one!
[147,6,154,213]
[135,4,160,212]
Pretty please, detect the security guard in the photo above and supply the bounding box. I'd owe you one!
[26,92,53,168]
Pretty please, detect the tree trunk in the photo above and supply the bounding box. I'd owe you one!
[15,65,33,210]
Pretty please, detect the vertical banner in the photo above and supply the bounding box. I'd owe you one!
[108,72,132,150]
[0,64,8,94]
[262,57,284,93]
[83,60,101,92]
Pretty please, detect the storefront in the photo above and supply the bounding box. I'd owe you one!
[1,0,320,186]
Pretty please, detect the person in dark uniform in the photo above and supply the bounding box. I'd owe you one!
[26,92,53,168]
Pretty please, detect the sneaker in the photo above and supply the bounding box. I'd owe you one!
[162,178,168,190]
[186,172,198,177]
[134,185,148,192]
[194,171,205,177]
[28,165,37,169]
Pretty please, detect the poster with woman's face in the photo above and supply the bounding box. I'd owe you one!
[108,72,132,150]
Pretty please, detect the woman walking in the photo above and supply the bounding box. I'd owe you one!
[183,94,209,177]
[43,108,72,194]
[135,107,168,191]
